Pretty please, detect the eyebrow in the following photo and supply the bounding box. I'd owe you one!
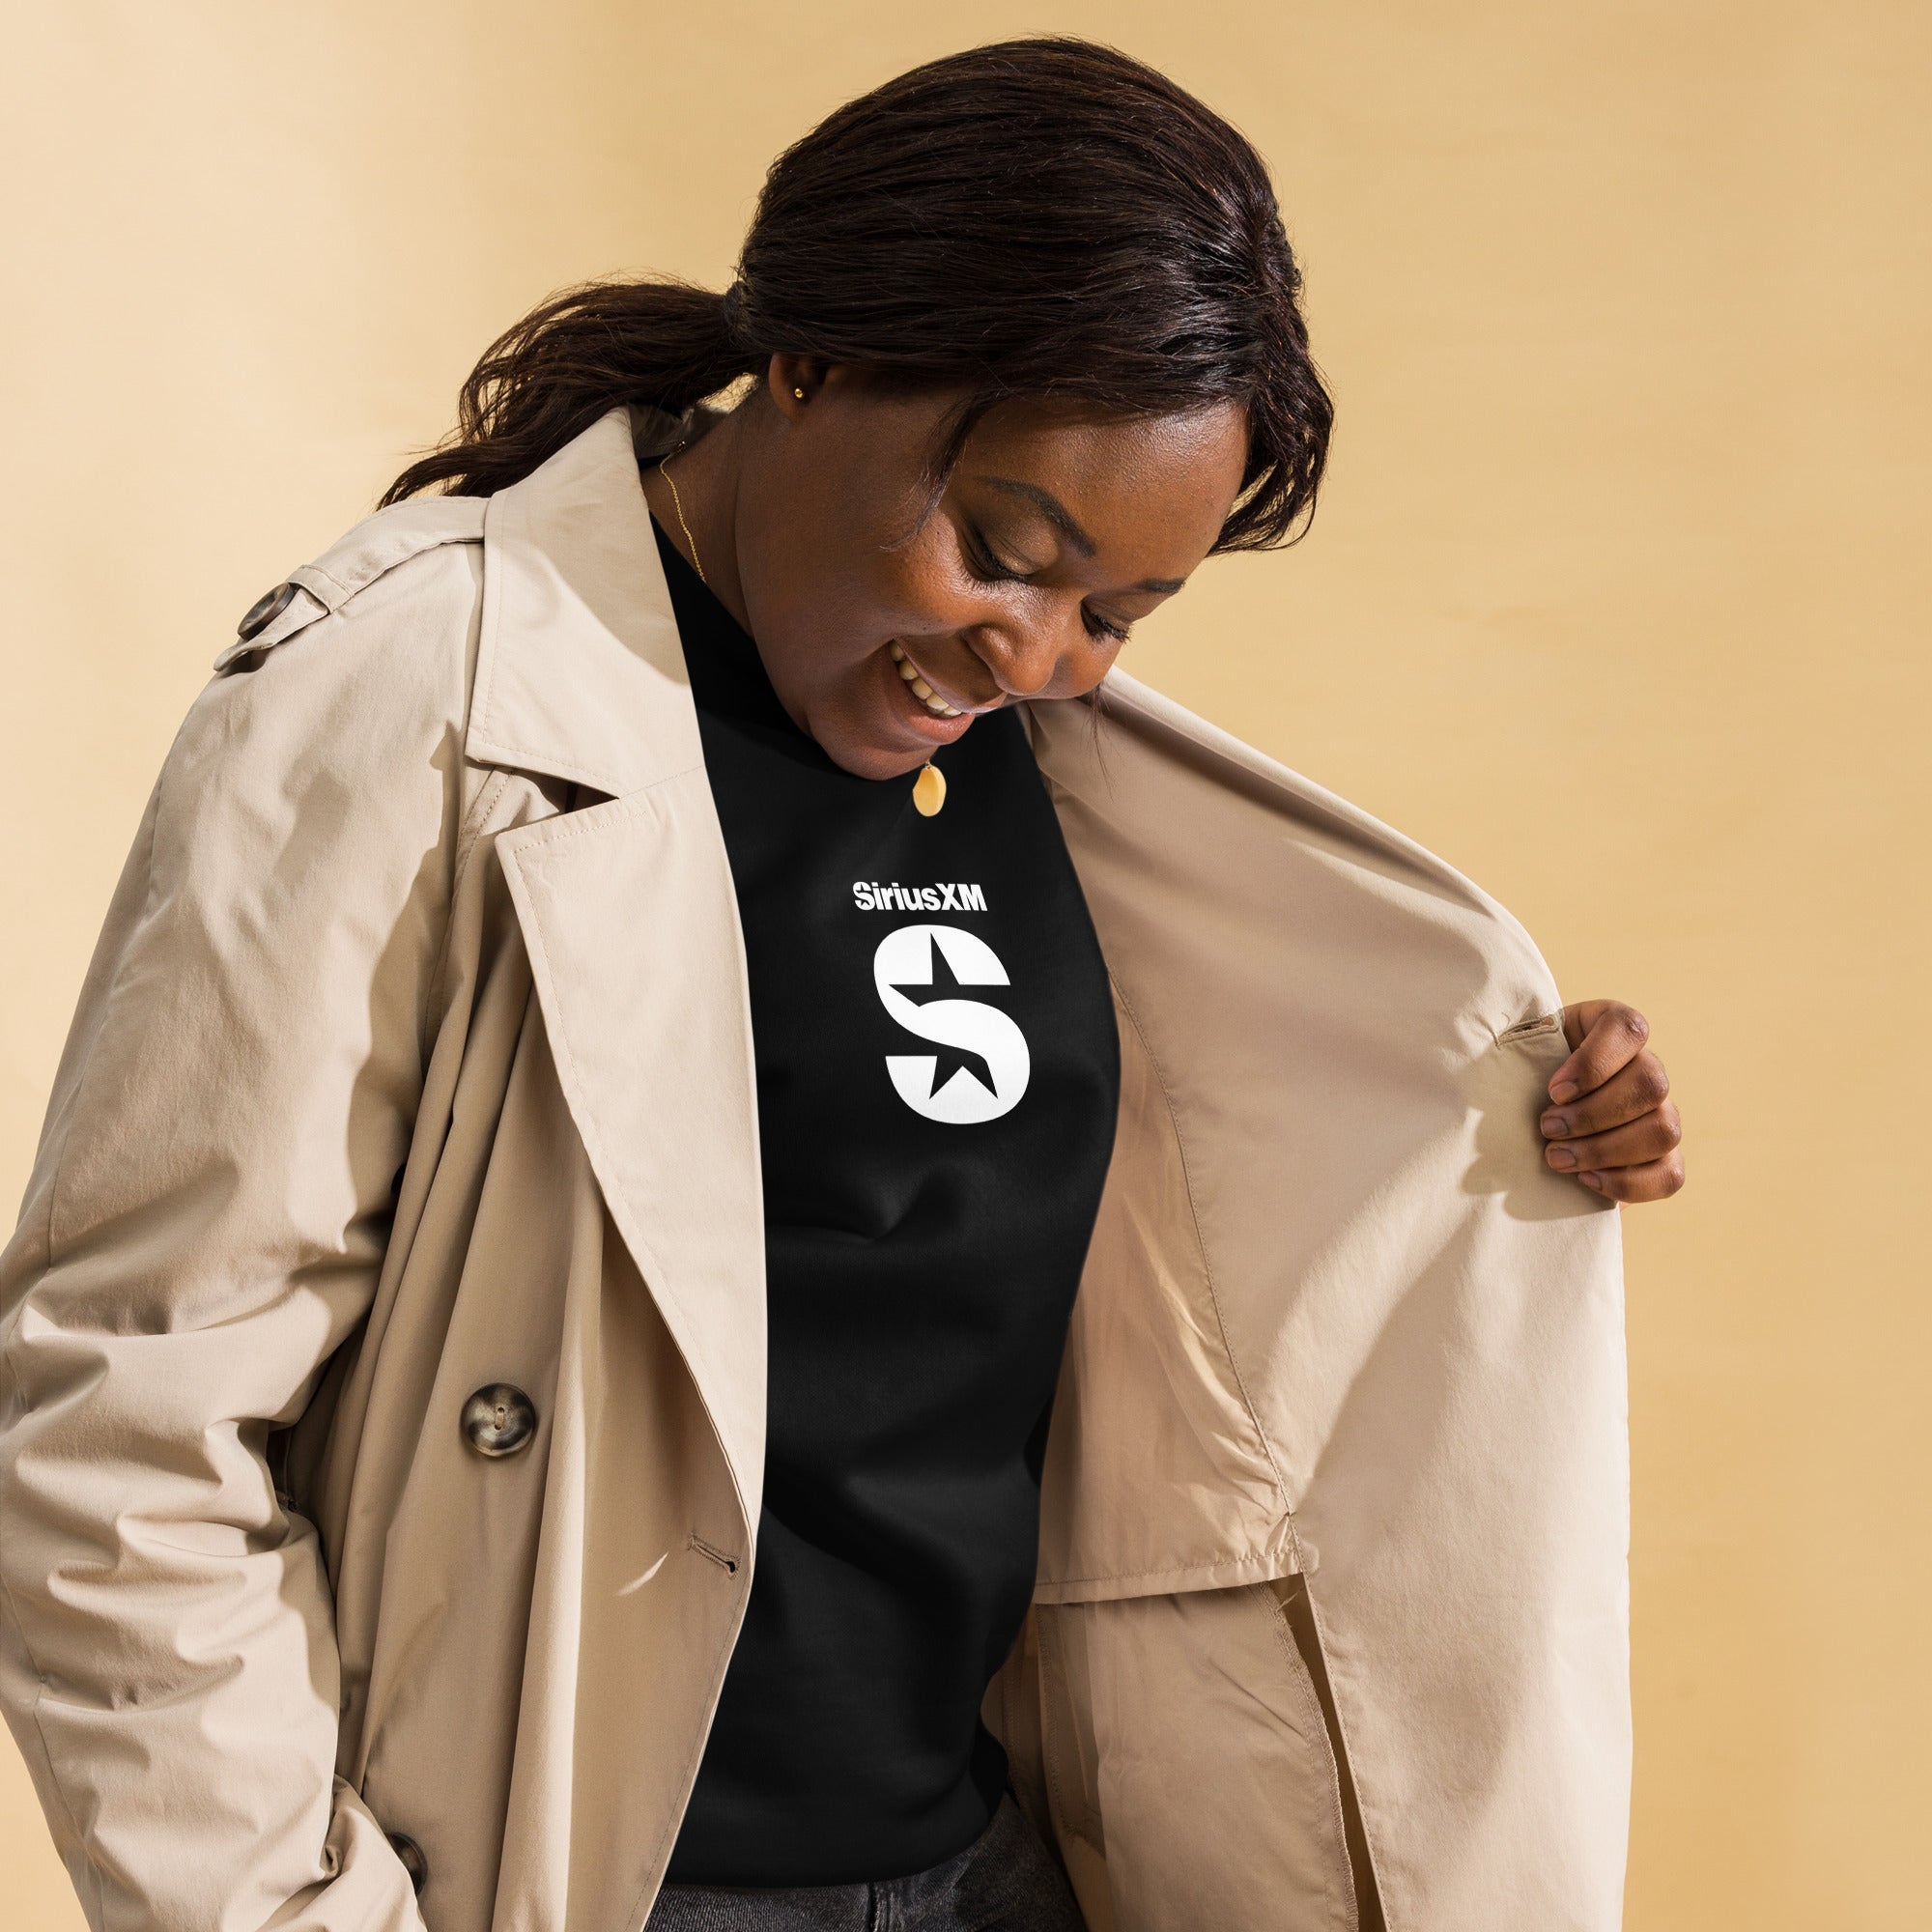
[980,476,1187,595]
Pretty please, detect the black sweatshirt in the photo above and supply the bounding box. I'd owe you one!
[652,520,1120,1886]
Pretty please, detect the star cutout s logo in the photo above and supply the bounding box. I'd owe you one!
[872,924,1031,1123]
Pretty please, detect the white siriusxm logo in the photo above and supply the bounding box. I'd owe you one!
[873,923,1030,1123]
[853,880,986,912]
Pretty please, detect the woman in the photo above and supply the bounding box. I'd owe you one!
[0,38,1679,1932]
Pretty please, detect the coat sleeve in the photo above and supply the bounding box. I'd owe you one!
[0,563,473,1932]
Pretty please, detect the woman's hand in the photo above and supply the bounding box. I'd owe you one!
[1539,1000,1685,1204]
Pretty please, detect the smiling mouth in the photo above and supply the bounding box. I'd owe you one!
[889,640,966,719]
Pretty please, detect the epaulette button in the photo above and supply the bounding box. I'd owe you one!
[236,582,298,642]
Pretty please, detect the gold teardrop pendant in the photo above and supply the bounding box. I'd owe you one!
[912,762,947,816]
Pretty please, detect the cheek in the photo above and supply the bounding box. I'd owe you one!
[751,552,932,681]
[855,540,1120,697]
[872,537,982,634]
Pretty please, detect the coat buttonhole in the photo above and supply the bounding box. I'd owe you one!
[1498,1011,1563,1043]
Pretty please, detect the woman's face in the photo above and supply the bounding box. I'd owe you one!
[730,368,1251,780]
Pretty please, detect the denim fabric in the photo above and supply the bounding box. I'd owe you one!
[644,1793,1086,1931]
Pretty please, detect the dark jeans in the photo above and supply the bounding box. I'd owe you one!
[643,1792,1086,1931]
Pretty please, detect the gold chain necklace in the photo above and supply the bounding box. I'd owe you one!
[658,447,706,585]
[657,441,945,814]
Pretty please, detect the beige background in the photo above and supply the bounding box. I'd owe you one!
[1,4,1923,1926]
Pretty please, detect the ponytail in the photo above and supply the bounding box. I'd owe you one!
[380,279,761,506]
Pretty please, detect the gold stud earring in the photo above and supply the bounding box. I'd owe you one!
[793,386,806,400]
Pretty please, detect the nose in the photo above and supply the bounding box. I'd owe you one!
[967,611,1070,701]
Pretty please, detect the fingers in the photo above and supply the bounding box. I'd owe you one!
[1550,1000,1651,1104]
[1544,1100,1682,1176]
[1540,1052,1669,1141]
[1546,997,1686,1206]
[1564,1151,1686,1205]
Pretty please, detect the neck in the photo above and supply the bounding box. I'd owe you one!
[639,404,753,634]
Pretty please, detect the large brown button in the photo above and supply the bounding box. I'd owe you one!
[386,1831,427,1894]
[461,1382,536,1458]
[236,582,298,641]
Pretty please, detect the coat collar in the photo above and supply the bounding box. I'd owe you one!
[468,406,702,798]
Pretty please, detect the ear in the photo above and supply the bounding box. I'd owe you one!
[766,355,831,419]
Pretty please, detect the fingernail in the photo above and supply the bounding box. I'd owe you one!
[1549,1079,1579,1103]
[1578,1171,1605,1190]
[1540,1113,1569,1138]
[1548,1144,1578,1170]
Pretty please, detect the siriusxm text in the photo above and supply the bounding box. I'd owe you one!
[852,881,987,913]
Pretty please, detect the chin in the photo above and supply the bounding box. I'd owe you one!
[820,736,941,782]
[797,656,983,780]
[817,708,977,781]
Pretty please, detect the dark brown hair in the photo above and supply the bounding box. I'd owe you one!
[383,38,1331,551]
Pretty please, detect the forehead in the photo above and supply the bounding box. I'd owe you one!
[952,398,1249,562]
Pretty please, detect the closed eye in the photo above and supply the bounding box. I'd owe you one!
[963,526,1131,644]
[960,525,1030,584]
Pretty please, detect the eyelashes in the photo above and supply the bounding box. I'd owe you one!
[960,526,1131,644]
[960,526,1026,583]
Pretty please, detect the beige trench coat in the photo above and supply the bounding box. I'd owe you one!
[0,409,1628,1932]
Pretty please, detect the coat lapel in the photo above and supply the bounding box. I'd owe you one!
[472,410,767,1526]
